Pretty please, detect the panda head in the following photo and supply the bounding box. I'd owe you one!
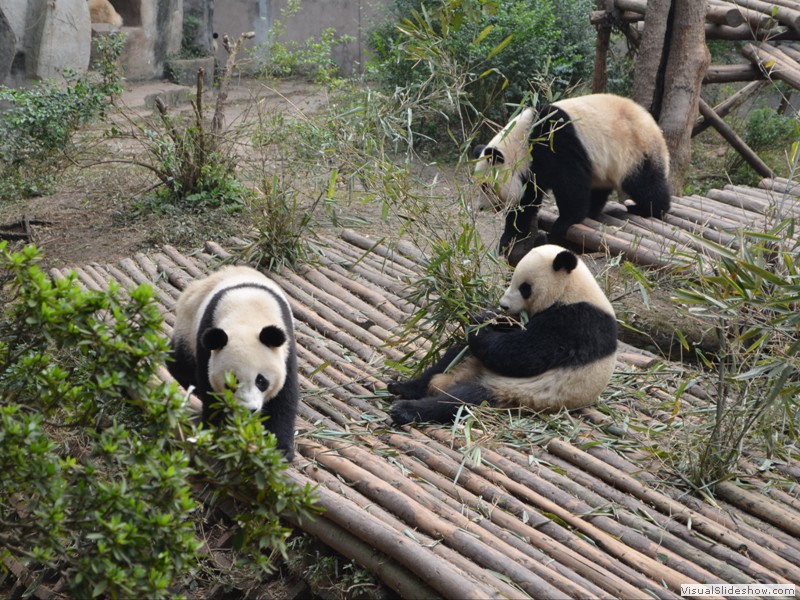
[499,244,613,317]
[202,320,289,413]
[472,108,536,210]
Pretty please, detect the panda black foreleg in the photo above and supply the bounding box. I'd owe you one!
[387,343,467,399]
[589,188,613,218]
[548,174,593,242]
[390,381,496,425]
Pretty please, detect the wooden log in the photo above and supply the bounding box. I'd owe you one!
[545,437,800,583]
[386,429,682,597]
[707,3,746,27]
[300,440,576,599]
[292,453,526,599]
[703,62,764,83]
[693,80,769,136]
[590,9,642,25]
[698,97,774,179]
[742,42,800,88]
[705,23,793,40]
[615,0,647,13]
[715,481,800,538]
[514,446,783,585]
[729,0,800,32]
[284,468,499,599]
[341,228,422,271]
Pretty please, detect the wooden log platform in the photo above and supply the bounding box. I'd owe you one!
[540,178,800,267]
[47,180,800,598]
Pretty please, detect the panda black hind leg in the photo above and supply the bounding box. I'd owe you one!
[387,343,467,399]
[390,381,496,425]
[622,156,671,218]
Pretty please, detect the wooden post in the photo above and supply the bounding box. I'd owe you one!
[592,0,615,93]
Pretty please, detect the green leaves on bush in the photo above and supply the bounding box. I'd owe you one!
[0,33,125,199]
[0,243,319,597]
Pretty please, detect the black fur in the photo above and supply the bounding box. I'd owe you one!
[168,282,299,460]
[387,302,618,425]
[467,302,617,378]
[480,104,671,257]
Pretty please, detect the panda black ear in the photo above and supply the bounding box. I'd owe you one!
[472,144,487,159]
[202,328,228,351]
[553,250,578,273]
[259,325,286,348]
[484,147,505,165]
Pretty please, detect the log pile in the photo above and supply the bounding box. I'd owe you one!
[42,191,800,598]
[540,176,800,267]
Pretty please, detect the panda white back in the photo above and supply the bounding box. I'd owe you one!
[552,94,670,189]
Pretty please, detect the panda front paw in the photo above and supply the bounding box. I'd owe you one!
[389,400,423,425]
[386,379,428,400]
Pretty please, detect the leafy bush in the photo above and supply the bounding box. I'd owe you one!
[368,0,595,129]
[672,222,800,486]
[0,243,319,597]
[0,33,124,199]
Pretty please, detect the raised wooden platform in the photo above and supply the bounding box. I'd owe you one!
[545,177,800,267]
[49,199,800,597]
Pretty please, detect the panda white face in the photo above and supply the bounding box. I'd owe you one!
[472,108,536,210]
[500,244,577,316]
[500,244,615,318]
[204,323,288,412]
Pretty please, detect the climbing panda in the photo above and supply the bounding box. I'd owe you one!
[388,244,618,424]
[473,93,671,264]
[168,266,299,460]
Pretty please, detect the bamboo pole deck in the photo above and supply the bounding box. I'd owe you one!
[45,181,800,598]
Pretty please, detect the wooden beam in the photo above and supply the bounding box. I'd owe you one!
[742,42,800,88]
[693,79,769,136]
[703,62,764,83]
[698,97,774,179]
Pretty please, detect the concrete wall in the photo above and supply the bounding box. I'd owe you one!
[212,0,391,75]
[0,0,182,85]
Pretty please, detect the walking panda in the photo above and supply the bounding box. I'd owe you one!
[473,93,671,264]
[388,244,618,424]
[168,266,298,460]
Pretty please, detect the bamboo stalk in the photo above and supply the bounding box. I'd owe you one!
[341,229,422,272]
[715,481,800,538]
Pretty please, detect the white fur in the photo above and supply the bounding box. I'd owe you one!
[473,94,669,209]
[173,266,292,413]
[493,244,616,410]
[500,244,613,317]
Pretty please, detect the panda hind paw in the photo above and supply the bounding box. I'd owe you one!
[389,400,422,426]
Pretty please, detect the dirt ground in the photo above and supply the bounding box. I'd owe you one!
[0,78,338,269]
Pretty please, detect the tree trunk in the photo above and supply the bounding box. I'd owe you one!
[632,0,710,195]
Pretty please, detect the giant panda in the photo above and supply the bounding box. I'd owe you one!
[473,93,671,265]
[168,265,299,460]
[388,244,618,424]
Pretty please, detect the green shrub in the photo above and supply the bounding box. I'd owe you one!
[0,33,124,199]
[368,0,595,129]
[0,243,319,596]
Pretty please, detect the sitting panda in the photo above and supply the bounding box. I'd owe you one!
[473,93,671,265]
[388,244,618,425]
[168,266,299,460]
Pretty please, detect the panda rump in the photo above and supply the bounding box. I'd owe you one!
[388,245,618,425]
[168,265,298,459]
[473,93,671,254]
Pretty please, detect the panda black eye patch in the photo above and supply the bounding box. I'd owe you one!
[519,282,532,299]
[255,374,269,392]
